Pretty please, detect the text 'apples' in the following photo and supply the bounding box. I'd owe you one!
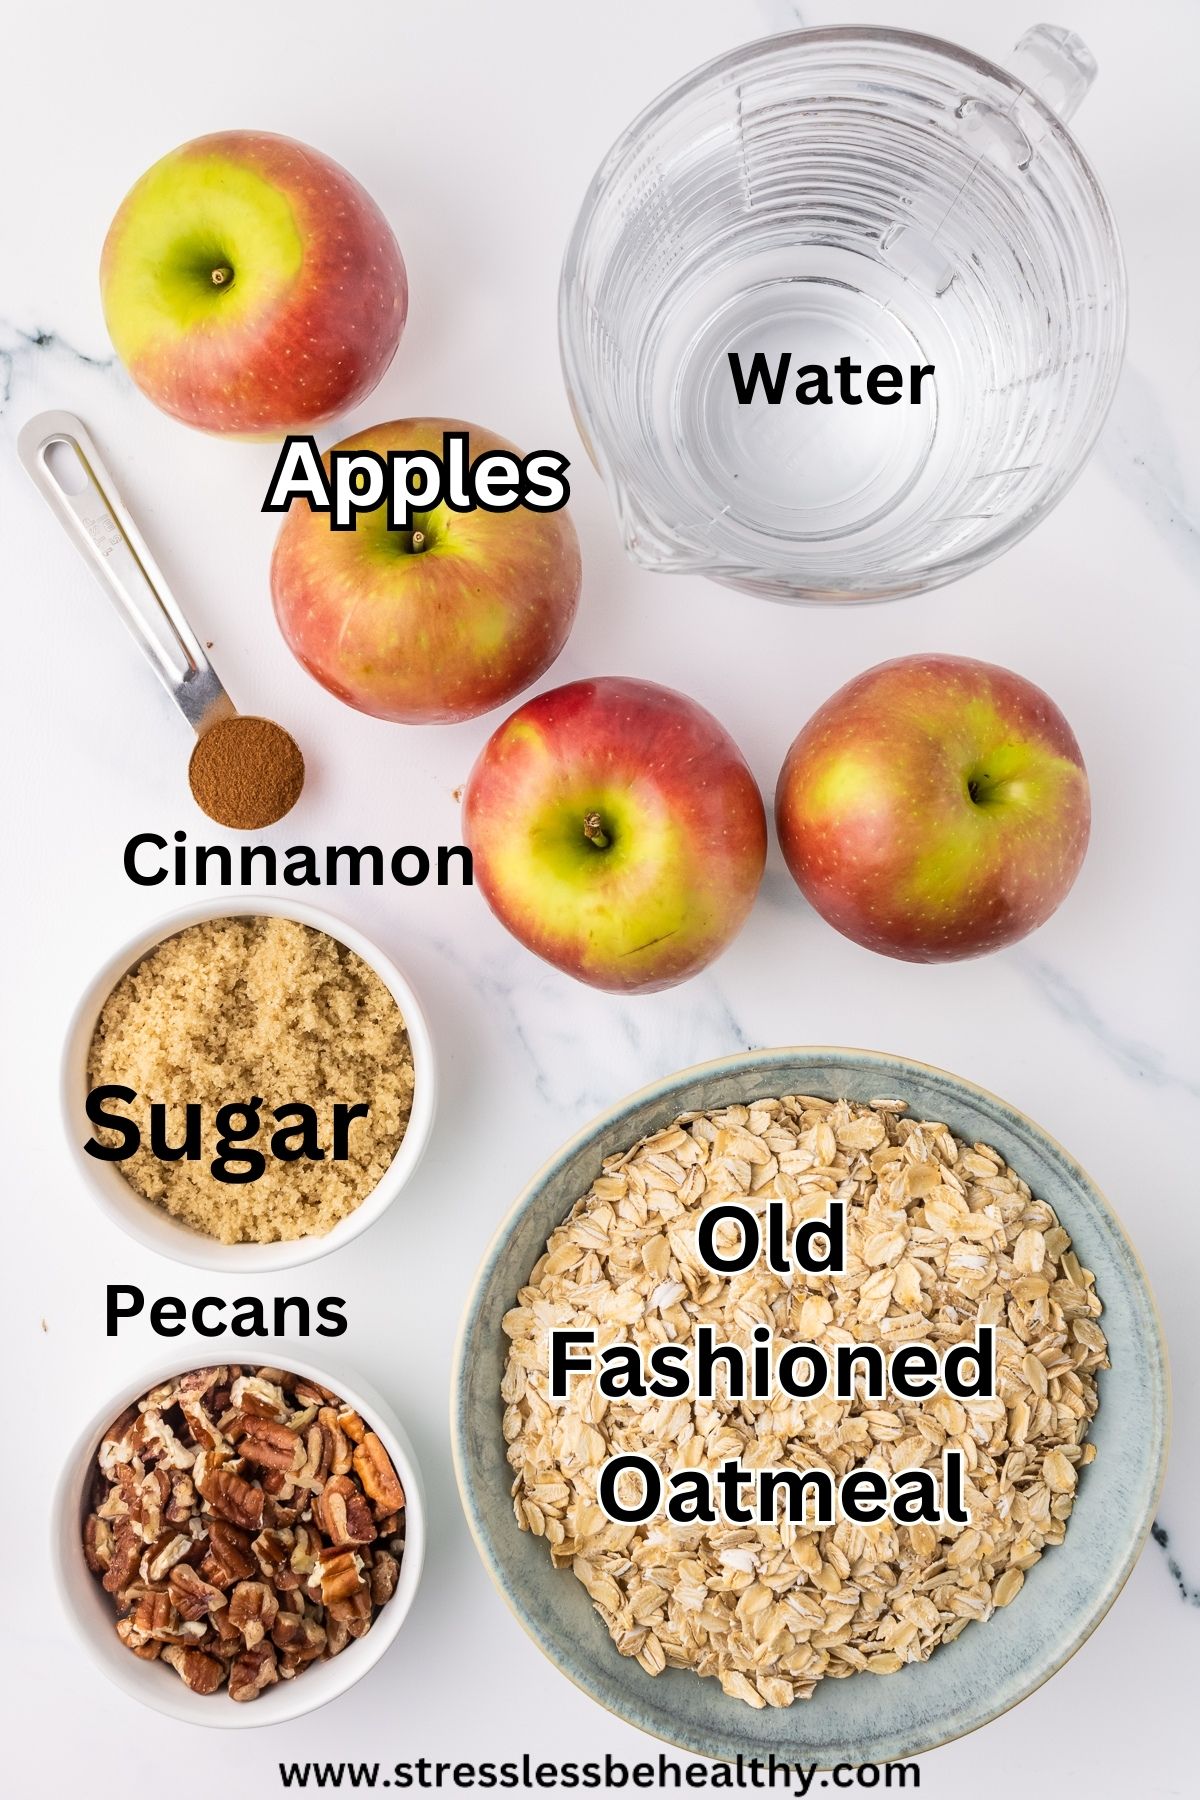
[271,419,581,724]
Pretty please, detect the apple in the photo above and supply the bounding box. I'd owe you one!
[774,654,1090,962]
[271,419,581,723]
[100,130,406,435]
[463,677,767,992]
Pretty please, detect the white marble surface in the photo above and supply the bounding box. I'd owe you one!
[3,0,1196,1791]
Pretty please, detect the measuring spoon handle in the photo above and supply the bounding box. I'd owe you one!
[18,410,234,736]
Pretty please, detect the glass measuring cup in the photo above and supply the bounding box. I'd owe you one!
[560,25,1125,602]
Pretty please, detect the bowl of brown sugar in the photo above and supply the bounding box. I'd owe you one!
[63,899,436,1271]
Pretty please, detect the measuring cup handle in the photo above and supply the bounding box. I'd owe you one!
[1006,24,1097,123]
[17,410,234,734]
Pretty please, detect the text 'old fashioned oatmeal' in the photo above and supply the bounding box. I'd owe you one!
[501,1094,1107,1710]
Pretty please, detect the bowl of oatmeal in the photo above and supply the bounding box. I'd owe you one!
[62,898,436,1271]
[453,1047,1168,1765]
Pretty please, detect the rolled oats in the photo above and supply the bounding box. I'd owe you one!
[502,1095,1106,1709]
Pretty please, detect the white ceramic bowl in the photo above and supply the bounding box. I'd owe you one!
[54,1344,426,1728]
[62,897,436,1272]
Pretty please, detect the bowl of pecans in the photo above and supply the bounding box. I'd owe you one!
[454,1046,1168,1765]
[54,1349,425,1725]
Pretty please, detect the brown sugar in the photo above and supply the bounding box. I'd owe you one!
[188,714,305,830]
[86,915,415,1244]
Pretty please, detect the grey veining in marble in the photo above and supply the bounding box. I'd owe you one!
[1150,1525,1200,1606]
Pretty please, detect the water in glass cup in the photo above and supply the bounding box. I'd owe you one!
[561,26,1125,601]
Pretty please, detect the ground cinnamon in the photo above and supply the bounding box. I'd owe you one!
[188,714,304,829]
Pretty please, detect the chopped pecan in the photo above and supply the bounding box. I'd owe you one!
[179,1402,229,1456]
[251,1527,293,1579]
[369,1549,400,1606]
[165,1472,197,1524]
[293,1377,339,1407]
[143,1378,181,1410]
[177,1366,226,1401]
[328,1587,373,1640]
[262,1472,300,1518]
[175,1371,226,1446]
[271,1608,326,1662]
[263,1496,304,1532]
[199,1518,257,1587]
[209,1599,243,1645]
[98,1417,143,1474]
[102,1519,142,1595]
[116,1618,161,1661]
[288,1526,319,1579]
[95,1490,128,1527]
[199,1465,264,1530]
[229,1641,279,1703]
[162,1646,225,1695]
[353,1435,405,1513]
[313,1475,375,1546]
[324,1610,352,1659]
[291,1420,332,1491]
[235,1416,300,1473]
[109,1463,139,1511]
[230,1374,291,1421]
[338,1408,367,1444]
[144,1531,193,1583]
[128,1591,186,1645]
[168,1563,228,1622]
[122,1594,163,1645]
[228,1580,279,1648]
[315,1551,365,1606]
[83,1514,112,1574]
[319,1406,354,1477]
[134,1467,171,1539]
[141,1410,196,1471]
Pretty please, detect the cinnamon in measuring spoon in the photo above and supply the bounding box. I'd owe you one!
[188,715,305,829]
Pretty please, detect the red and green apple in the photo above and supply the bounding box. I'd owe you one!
[463,677,767,992]
[271,418,581,723]
[774,653,1090,961]
[100,130,406,435]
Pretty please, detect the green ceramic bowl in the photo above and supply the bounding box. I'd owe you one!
[453,1048,1169,1766]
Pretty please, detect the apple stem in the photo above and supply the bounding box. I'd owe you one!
[210,266,233,288]
[583,811,609,849]
[411,530,425,551]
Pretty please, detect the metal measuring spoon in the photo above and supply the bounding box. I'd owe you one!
[19,410,303,828]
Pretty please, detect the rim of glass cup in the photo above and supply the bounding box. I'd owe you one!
[559,25,1129,604]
